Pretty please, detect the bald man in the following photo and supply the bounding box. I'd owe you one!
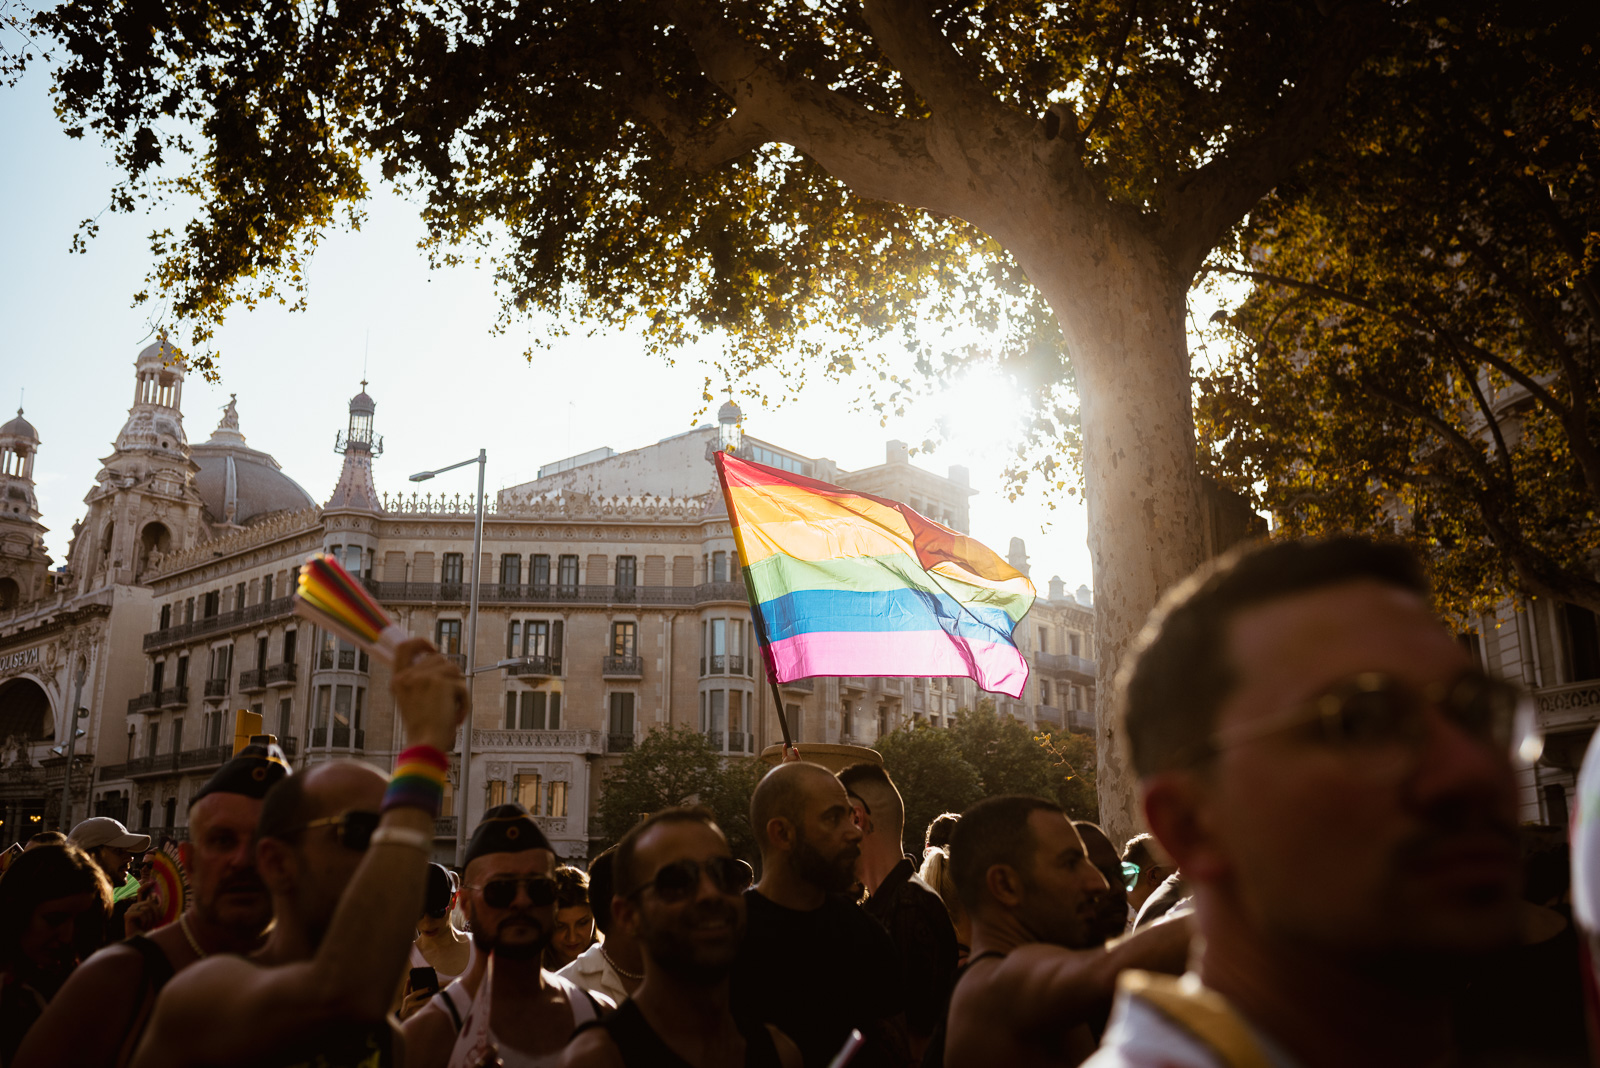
[730,762,906,1068]
[132,639,464,1068]
[838,763,957,1057]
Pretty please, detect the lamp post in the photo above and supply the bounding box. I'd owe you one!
[411,449,487,865]
[56,658,88,831]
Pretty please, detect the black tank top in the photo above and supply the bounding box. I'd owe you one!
[919,950,1006,1068]
[601,998,782,1068]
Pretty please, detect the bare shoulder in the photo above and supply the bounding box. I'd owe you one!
[398,1000,458,1068]
[767,1025,803,1068]
[558,1024,624,1068]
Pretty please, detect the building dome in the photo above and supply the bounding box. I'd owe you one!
[136,339,183,369]
[349,388,375,415]
[717,400,742,424]
[0,408,38,444]
[190,400,314,525]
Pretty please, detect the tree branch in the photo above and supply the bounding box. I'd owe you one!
[859,0,986,116]
[1161,2,1390,278]
[1079,0,1137,142]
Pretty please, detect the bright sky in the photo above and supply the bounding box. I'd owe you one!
[1,60,1103,593]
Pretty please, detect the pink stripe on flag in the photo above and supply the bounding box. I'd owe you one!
[767,630,1030,698]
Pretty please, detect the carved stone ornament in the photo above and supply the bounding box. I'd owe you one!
[485,761,509,781]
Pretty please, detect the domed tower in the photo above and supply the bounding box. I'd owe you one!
[189,394,314,530]
[0,407,52,609]
[68,341,206,590]
[325,381,383,515]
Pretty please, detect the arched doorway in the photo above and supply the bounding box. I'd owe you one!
[0,677,54,743]
[138,522,172,578]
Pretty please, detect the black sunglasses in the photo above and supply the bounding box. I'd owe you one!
[626,855,753,904]
[291,811,380,851]
[468,875,559,909]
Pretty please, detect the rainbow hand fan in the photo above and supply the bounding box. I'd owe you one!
[293,554,411,662]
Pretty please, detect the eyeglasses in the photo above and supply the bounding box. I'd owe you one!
[1120,861,1140,892]
[625,855,753,903]
[288,811,380,851]
[1196,671,1543,767]
[468,875,559,909]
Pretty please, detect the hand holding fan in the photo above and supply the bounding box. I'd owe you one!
[293,554,411,662]
[147,847,187,926]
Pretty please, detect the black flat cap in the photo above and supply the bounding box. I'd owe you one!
[464,803,553,866]
[189,742,291,809]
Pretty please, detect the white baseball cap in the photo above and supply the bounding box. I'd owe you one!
[67,817,151,853]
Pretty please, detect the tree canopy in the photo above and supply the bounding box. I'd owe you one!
[594,726,762,861]
[21,0,1406,841]
[1196,4,1600,619]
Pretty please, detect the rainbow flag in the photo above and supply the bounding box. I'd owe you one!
[715,452,1035,697]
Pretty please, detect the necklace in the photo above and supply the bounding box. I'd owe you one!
[600,944,642,981]
[178,913,206,960]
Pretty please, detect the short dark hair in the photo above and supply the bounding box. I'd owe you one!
[950,795,1063,911]
[257,767,316,843]
[925,813,960,852]
[0,843,113,970]
[1119,536,1429,776]
[837,763,905,835]
[614,806,721,898]
[587,848,618,935]
[553,865,590,910]
[26,831,65,848]
[1122,833,1160,870]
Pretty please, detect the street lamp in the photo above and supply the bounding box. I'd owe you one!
[57,656,89,831]
[411,449,487,865]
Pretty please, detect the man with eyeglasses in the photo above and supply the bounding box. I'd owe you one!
[731,761,905,1068]
[403,802,612,1068]
[129,638,466,1068]
[1119,835,1176,932]
[17,743,288,1068]
[1085,536,1535,1068]
[561,806,803,1068]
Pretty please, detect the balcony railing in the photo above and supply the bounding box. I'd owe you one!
[204,678,230,698]
[239,669,266,693]
[158,686,189,709]
[265,662,297,686]
[124,743,232,779]
[444,654,467,672]
[841,677,867,691]
[359,579,749,608]
[472,728,604,753]
[1037,652,1098,677]
[781,677,815,693]
[506,655,559,677]
[136,826,189,843]
[607,732,635,753]
[1035,704,1065,730]
[278,737,299,758]
[880,678,903,695]
[707,731,754,754]
[602,655,643,677]
[311,727,367,750]
[128,692,158,715]
[1067,707,1096,733]
[143,595,296,651]
[434,817,457,839]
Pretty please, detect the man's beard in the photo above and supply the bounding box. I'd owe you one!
[791,830,859,895]
[472,911,551,960]
[195,867,271,932]
[642,899,743,985]
[1019,879,1098,951]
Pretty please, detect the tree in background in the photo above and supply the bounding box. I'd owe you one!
[594,726,762,862]
[1040,729,1099,823]
[876,722,983,854]
[947,702,1054,801]
[1196,5,1599,620]
[22,0,1406,843]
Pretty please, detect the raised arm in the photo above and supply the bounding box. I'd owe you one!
[993,914,1193,1030]
[131,640,465,1068]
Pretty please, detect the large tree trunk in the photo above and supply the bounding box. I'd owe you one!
[1011,223,1208,848]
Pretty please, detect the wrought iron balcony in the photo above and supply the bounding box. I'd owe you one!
[125,742,232,779]
[1067,707,1096,734]
[879,678,903,695]
[158,686,189,709]
[434,817,457,839]
[143,595,296,652]
[204,678,230,698]
[127,692,158,715]
[1035,705,1065,730]
[444,653,467,672]
[602,655,643,678]
[238,669,266,693]
[1037,652,1098,678]
[311,727,367,750]
[264,662,297,685]
[278,737,299,758]
[607,732,635,753]
[780,677,814,693]
[359,578,750,608]
[506,655,558,678]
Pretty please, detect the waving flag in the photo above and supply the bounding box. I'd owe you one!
[716,452,1035,697]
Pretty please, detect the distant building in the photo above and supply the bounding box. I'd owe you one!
[0,346,1099,858]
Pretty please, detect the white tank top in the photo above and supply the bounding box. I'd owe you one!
[410,938,477,987]
[443,956,608,1068]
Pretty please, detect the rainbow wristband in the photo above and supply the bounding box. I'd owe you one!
[383,745,449,816]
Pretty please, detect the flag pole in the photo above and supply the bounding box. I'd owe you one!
[715,452,796,753]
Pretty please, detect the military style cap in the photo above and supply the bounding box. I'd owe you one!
[464,803,553,866]
[189,742,291,809]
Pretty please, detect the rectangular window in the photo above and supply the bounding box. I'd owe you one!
[1069,633,1081,657]
[262,573,274,602]
[441,553,464,585]
[176,656,188,687]
[203,591,220,618]
[1037,625,1049,654]
[557,555,579,593]
[787,704,803,743]
[521,691,548,730]
[526,621,548,659]
[610,692,635,736]
[316,686,332,729]
[320,631,336,670]
[710,619,726,673]
[728,690,743,735]
[257,636,269,670]
[235,582,246,611]
[172,718,184,753]
[551,620,564,674]
[353,687,365,730]
[277,698,291,738]
[152,661,165,694]
[616,555,637,592]
[611,621,637,658]
[531,555,551,587]
[549,692,562,729]
[709,689,726,734]
[1564,604,1600,682]
[712,551,728,582]
[159,604,171,630]
[185,598,195,624]
[334,685,353,729]
[436,619,462,655]
[487,780,507,808]
[342,545,363,577]
[338,637,354,671]
[515,773,543,815]
[547,781,568,819]
[500,554,523,586]
[145,724,158,757]
[283,630,297,665]
[507,620,522,659]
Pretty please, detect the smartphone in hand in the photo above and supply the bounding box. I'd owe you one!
[409,966,440,996]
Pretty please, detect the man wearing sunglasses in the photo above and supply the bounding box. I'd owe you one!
[1086,536,1531,1068]
[561,806,803,1068]
[129,638,466,1068]
[18,743,289,1068]
[404,802,611,1068]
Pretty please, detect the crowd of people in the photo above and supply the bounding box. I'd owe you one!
[0,535,1585,1066]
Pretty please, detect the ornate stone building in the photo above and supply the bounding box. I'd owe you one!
[1,345,1104,859]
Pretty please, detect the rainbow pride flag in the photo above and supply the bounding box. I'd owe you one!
[715,452,1035,697]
